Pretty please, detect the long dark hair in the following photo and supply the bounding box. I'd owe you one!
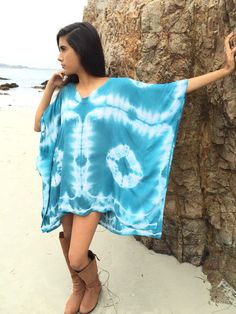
[56,22,108,84]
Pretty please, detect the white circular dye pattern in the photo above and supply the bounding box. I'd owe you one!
[106,144,143,188]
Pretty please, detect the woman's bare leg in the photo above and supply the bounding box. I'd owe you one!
[68,212,102,271]
[61,213,74,239]
[60,213,86,314]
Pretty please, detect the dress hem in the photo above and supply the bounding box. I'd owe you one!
[41,211,163,239]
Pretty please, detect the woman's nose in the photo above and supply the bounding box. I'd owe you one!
[57,53,62,62]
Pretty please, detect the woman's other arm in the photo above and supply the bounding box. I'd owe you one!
[34,71,65,132]
[186,32,236,94]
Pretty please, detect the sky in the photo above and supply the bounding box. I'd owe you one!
[0,0,88,69]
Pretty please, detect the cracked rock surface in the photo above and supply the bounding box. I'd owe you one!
[83,0,236,298]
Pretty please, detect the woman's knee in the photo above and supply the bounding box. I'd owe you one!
[68,250,89,271]
[63,231,71,241]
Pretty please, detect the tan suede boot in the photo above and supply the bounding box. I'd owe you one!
[59,231,86,314]
[73,250,102,314]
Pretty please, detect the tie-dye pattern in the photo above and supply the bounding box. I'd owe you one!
[36,77,188,238]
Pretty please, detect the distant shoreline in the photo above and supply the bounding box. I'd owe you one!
[0,63,56,71]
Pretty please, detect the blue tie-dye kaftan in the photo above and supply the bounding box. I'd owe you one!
[36,77,188,238]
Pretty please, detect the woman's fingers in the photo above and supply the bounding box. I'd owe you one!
[225,33,232,52]
[223,32,236,73]
[58,70,68,82]
[57,70,66,79]
[226,32,236,53]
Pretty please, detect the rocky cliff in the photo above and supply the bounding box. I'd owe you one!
[83,0,236,301]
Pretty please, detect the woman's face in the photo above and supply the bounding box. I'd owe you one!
[57,36,81,75]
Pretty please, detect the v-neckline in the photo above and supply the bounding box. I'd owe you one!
[74,77,112,101]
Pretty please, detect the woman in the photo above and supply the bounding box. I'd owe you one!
[34,22,236,314]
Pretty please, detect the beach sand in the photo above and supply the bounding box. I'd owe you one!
[0,106,236,314]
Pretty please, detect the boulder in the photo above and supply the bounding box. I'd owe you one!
[83,0,236,301]
[0,83,19,90]
[32,80,48,90]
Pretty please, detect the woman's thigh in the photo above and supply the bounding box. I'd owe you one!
[61,213,74,239]
[70,212,102,255]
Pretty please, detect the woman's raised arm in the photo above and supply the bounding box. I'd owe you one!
[34,71,65,132]
[186,32,236,93]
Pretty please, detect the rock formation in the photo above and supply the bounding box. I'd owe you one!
[32,80,47,90]
[0,83,18,91]
[0,77,9,80]
[83,0,236,301]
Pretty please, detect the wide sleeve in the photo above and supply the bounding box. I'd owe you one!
[120,78,189,227]
[35,89,63,178]
[154,79,188,126]
[138,78,189,177]
[148,78,188,145]
[129,78,188,122]
[151,79,189,177]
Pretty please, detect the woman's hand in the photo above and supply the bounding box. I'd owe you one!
[47,70,67,90]
[34,70,67,132]
[223,32,236,75]
[187,32,236,93]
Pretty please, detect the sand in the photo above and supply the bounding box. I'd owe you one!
[0,106,236,314]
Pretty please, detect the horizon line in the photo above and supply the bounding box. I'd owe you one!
[0,62,57,71]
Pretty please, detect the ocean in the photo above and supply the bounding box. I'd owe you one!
[0,66,56,109]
